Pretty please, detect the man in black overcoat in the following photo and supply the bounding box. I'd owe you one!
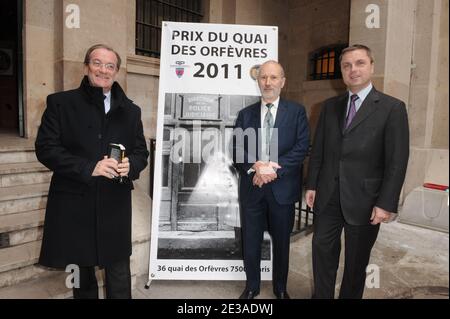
[35,44,149,299]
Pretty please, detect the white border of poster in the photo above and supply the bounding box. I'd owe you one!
[149,21,278,281]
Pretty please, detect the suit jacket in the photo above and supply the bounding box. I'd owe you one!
[306,88,409,225]
[35,76,149,267]
[233,99,309,205]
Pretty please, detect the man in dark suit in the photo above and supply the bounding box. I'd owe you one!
[35,44,149,298]
[305,44,409,299]
[233,61,309,299]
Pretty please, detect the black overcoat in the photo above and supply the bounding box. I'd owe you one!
[35,76,149,267]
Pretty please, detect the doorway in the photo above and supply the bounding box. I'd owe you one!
[0,0,23,136]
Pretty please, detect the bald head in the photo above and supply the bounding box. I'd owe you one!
[258,60,285,78]
[257,60,286,103]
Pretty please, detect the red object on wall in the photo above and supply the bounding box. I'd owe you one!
[423,183,449,191]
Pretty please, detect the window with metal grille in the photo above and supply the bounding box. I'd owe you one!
[309,45,347,80]
[136,0,203,58]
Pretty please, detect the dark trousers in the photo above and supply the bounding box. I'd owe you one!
[312,186,380,299]
[73,257,132,299]
[240,186,295,294]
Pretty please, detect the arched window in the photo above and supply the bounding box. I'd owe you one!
[309,44,347,80]
[136,0,203,58]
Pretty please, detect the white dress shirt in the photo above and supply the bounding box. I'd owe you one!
[346,83,373,116]
[104,91,111,114]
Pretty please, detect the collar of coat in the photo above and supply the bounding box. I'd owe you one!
[79,76,133,110]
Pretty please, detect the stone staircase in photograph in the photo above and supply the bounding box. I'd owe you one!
[0,137,151,298]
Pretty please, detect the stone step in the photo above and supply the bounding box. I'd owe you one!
[0,187,150,295]
[7,226,43,247]
[177,220,218,231]
[177,204,218,220]
[0,162,52,187]
[0,183,49,202]
[0,210,45,248]
[0,209,45,234]
[0,220,145,289]
[0,148,37,165]
[0,183,48,216]
[1,227,43,249]
[0,264,51,288]
[0,268,138,299]
[0,239,143,291]
[0,269,71,298]
[0,241,41,273]
[0,162,47,175]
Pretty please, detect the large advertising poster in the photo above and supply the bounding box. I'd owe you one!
[149,22,278,280]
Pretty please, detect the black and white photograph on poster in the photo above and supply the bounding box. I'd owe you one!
[149,21,279,280]
[156,92,271,261]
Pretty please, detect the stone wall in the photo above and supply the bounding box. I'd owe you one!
[402,0,449,198]
[286,0,350,115]
[232,0,290,69]
[24,0,61,139]
[349,0,388,90]
[349,0,449,203]
[208,0,350,135]
[21,0,450,213]
[126,56,160,194]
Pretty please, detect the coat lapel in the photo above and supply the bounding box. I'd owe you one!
[336,93,348,134]
[109,82,130,113]
[345,88,380,134]
[249,103,261,160]
[273,99,288,129]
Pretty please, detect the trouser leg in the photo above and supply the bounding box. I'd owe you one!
[73,266,99,299]
[240,199,267,292]
[338,223,380,299]
[104,257,132,299]
[311,187,345,299]
[266,190,295,294]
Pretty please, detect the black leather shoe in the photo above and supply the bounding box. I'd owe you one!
[239,289,259,299]
[275,291,291,299]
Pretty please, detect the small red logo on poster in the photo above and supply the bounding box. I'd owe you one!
[175,61,185,78]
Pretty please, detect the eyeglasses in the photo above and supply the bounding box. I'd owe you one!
[89,60,117,72]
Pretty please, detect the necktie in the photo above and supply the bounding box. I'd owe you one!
[345,94,359,129]
[263,103,274,160]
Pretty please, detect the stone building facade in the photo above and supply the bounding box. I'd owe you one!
[0,0,447,292]
[5,0,444,196]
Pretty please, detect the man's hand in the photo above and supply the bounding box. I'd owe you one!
[252,174,264,188]
[117,157,130,177]
[252,161,281,187]
[370,206,393,225]
[305,190,316,209]
[92,156,119,179]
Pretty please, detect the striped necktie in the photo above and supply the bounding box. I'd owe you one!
[345,94,359,129]
[263,103,274,160]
